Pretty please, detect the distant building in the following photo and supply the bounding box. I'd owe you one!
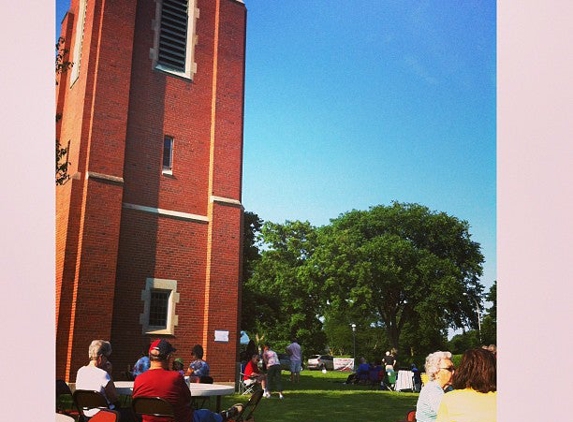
[56,0,246,383]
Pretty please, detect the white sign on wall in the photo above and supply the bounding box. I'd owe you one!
[214,330,229,342]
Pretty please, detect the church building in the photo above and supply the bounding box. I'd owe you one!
[56,0,246,383]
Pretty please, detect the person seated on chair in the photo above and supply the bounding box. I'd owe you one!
[133,339,243,422]
[343,357,370,384]
[185,344,210,383]
[243,353,268,393]
[415,351,454,422]
[132,353,150,378]
[356,357,371,383]
[172,357,186,375]
[368,360,383,386]
[75,339,135,422]
[435,348,496,422]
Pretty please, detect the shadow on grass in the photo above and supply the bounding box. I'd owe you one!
[221,370,417,422]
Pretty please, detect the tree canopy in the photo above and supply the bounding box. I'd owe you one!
[313,202,484,352]
[241,202,487,359]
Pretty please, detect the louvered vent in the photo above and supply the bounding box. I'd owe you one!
[158,0,189,71]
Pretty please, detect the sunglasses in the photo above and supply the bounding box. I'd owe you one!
[440,366,455,372]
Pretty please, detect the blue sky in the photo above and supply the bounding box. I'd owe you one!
[56,0,496,292]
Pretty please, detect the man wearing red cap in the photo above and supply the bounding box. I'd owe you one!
[133,339,242,422]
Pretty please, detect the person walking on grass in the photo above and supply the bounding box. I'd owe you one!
[262,344,284,399]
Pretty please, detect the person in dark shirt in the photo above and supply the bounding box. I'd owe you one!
[411,363,422,392]
[383,351,396,369]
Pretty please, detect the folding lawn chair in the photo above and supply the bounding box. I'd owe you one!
[132,396,175,420]
[230,389,264,422]
[89,409,121,422]
[238,371,260,396]
[381,368,396,391]
[368,366,383,389]
[73,389,110,422]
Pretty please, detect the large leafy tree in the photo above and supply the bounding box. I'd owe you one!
[240,211,274,333]
[312,202,485,353]
[244,220,327,353]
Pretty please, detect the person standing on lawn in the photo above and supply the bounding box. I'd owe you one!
[286,338,302,383]
[262,344,284,399]
[383,351,396,370]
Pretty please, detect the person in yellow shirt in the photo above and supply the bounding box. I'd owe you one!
[436,348,496,422]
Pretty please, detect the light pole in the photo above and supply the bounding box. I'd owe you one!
[464,293,482,343]
[351,323,356,369]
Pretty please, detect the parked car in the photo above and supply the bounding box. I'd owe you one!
[307,354,334,371]
[277,353,291,371]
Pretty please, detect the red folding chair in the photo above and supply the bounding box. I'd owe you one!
[90,409,121,422]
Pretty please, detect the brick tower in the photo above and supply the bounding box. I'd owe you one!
[56,0,246,383]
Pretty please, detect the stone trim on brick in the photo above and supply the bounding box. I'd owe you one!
[86,171,125,184]
[210,195,242,207]
[123,202,209,222]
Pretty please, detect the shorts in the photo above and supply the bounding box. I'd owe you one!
[290,360,302,373]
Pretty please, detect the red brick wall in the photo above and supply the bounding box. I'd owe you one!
[57,0,246,383]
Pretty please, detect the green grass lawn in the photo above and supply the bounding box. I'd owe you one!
[219,369,418,422]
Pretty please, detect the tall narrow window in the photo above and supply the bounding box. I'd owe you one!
[149,289,170,327]
[152,0,198,79]
[163,136,174,173]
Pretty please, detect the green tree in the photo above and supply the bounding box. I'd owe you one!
[480,280,497,345]
[448,331,480,354]
[312,202,485,353]
[240,211,276,334]
[322,308,388,360]
[241,211,263,283]
[245,220,327,354]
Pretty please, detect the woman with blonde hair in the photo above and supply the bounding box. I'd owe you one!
[436,348,497,422]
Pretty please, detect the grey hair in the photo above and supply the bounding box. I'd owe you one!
[424,351,452,381]
[88,340,112,361]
